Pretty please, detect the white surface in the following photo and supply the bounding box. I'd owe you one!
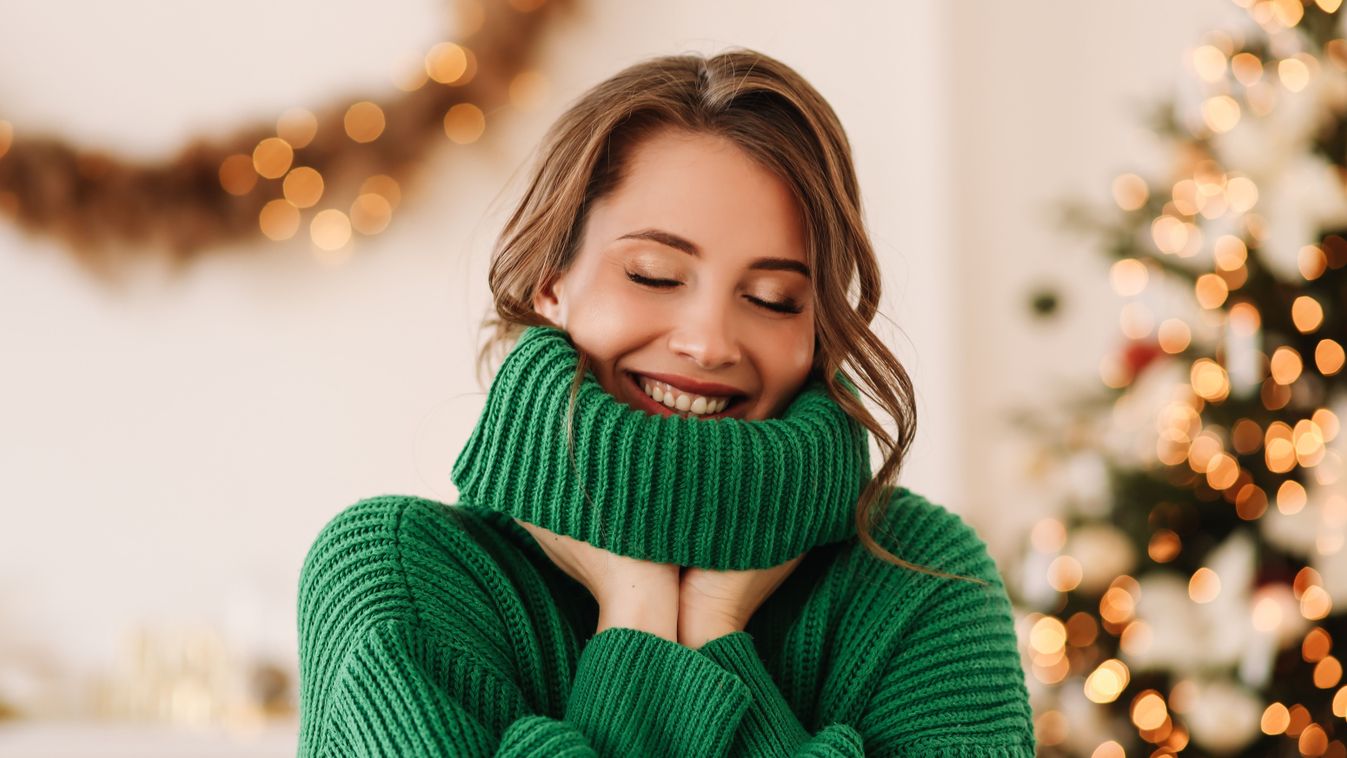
[0,721,296,758]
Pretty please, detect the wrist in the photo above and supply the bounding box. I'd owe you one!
[597,587,679,642]
[678,612,742,649]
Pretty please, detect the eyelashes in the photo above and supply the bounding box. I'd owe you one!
[625,271,804,315]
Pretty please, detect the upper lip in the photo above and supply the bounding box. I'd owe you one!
[628,370,748,398]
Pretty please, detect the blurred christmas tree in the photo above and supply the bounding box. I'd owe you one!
[1008,1,1347,756]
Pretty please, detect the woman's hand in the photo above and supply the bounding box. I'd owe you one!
[678,553,806,649]
[514,518,681,641]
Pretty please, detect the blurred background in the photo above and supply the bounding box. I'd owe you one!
[2,0,1345,755]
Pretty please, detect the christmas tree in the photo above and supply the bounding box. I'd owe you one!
[1008,1,1347,755]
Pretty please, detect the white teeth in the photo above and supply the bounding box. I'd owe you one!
[636,375,734,416]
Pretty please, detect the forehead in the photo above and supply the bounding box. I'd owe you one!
[589,130,807,263]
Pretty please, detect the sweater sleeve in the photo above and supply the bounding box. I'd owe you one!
[696,631,865,757]
[852,534,1036,755]
[695,515,1036,757]
[324,618,753,757]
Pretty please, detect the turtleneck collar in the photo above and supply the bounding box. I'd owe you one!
[450,325,872,570]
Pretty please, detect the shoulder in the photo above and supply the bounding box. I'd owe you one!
[869,486,1001,582]
[841,489,1035,754]
[297,495,513,642]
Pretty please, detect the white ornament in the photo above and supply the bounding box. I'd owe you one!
[1183,677,1263,754]
[1065,524,1137,595]
[1255,153,1347,283]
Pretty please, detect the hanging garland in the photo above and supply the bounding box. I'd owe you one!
[0,0,571,274]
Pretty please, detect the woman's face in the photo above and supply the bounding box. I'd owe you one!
[532,128,816,421]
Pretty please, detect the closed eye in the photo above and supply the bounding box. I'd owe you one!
[625,271,803,315]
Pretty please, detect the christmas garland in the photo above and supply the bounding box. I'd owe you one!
[0,0,571,273]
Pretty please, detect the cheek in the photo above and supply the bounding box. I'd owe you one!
[560,283,653,362]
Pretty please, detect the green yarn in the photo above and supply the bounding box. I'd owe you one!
[450,324,873,569]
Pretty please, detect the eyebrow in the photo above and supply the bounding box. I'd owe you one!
[616,227,811,279]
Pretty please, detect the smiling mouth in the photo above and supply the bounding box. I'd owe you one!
[623,370,749,419]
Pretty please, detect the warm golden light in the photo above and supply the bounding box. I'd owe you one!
[1233,418,1263,454]
[1266,435,1297,474]
[1292,296,1325,333]
[1270,346,1303,385]
[1213,235,1249,270]
[344,101,386,144]
[1261,702,1290,734]
[1277,478,1307,514]
[218,154,257,196]
[1030,616,1068,655]
[1189,567,1221,603]
[392,51,430,91]
[1300,244,1329,279]
[1316,339,1345,376]
[1119,620,1152,656]
[509,70,550,111]
[444,103,486,144]
[1120,302,1155,339]
[1205,452,1240,490]
[1084,659,1130,704]
[1201,94,1241,132]
[350,193,392,235]
[1294,418,1326,467]
[1045,554,1081,591]
[1231,52,1264,86]
[1302,628,1331,662]
[1299,723,1327,757]
[1110,258,1149,296]
[277,108,318,149]
[1195,273,1230,308]
[310,208,353,251]
[1253,591,1284,632]
[1151,215,1191,255]
[1090,741,1124,758]
[1191,358,1231,402]
[252,137,294,179]
[1149,529,1181,562]
[1031,518,1067,553]
[1100,586,1136,623]
[1278,56,1311,92]
[360,174,402,210]
[1131,690,1169,730]
[1192,44,1228,82]
[1066,612,1099,646]
[1225,176,1258,213]
[1270,0,1305,26]
[258,199,300,241]
[1112,173,1149,211]
[426,41,470,84]
[282,167,324,209]
[1235,482,1269,520]
[1157,319,1192,354]
[0,120,12,159]
[1314,655,1342,688]
[1334,686,1347,718]
[1313,408,1340,442]
[1302,585,1333,620]
[1035,710,1068,747]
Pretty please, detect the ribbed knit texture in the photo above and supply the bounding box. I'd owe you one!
[451,324,873,569]
[297,328,1036,756]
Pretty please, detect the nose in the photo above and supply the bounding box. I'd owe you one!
[667,302,742,371]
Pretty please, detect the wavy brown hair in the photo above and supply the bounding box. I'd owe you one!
[473,47,983,585]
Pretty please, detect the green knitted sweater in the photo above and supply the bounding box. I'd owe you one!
[296,326,1035,756]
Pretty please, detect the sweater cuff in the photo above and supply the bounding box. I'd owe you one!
[565,626,751,757]
[696,631,864,757]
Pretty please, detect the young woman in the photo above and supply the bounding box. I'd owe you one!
[297,48,1035,757]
